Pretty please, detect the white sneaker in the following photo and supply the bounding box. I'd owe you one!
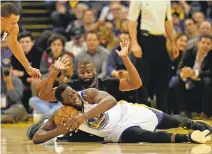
[190,130,212,144]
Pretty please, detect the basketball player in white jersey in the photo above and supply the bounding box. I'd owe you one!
[32,40,212,144]
[1,2,41,78]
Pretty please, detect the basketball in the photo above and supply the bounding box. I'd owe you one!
[54,106,79,125]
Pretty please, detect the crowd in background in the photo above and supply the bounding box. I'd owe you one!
[1,0,212,123]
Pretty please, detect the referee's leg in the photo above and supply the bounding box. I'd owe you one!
[135,33,155,105]
[153,35,170,111]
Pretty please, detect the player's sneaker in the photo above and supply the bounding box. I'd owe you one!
[188,130,211,144]
[182,119,212,136]
[27,116,50,140]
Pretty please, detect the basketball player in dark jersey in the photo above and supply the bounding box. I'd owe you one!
[1,2,41,78]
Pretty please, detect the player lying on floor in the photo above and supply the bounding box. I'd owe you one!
[32,40,212,144]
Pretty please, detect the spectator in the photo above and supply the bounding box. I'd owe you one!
[40,33,66,75]
[167,34,188,114]
[184,18,199,50]
[171,1,186,20]
[174,35,212,118]
[172,13,185,34]
[167,33,188,75]
[97,21,118,51]
[110,2,125,37]
[82,10,97,32]
[199,20,212,35]
[76,31,109,79]
[11,31,43,113]
[107,32,135,79]
[99,1,128,22]
[65,27,87,57]
[51,1,76,29]
[1,62,27,123]
[192,11,205,27]
[65,3,89,33]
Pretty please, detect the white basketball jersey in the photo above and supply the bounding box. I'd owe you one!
[78,91,123,138]
[78,91,160,142]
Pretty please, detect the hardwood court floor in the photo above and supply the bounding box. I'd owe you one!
[1,124,212,154]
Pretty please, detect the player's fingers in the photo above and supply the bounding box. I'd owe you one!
[58,57,61,62]
[61,118,66,125]
[120,40,123,48]
[70,122,79,131]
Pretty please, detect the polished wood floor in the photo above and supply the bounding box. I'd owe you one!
[1,126,212,154]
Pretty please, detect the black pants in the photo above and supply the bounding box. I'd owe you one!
[135,32,170,111]
[173,77,212,116]
[120,113,186,143]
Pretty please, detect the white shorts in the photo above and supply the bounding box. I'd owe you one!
[104,103,164,142]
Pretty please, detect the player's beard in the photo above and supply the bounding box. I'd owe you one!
[80,74,96,88]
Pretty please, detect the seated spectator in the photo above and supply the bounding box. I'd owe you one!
[99,1,128,22]
[29,53,74,116]
[76,31,109,79]
[167,33,188,77]
[173,35,212,118]
[184,18,199,50]
[109,2,126,37]
[171,1,186,20]
[167,34,188,114]
[172,13,185,34]
[107,32,135,79]
[11,31,43,113]
[192,11,205,27]
[199,20,212,35]
[65,27,87,57]
[97,21,118,51]
[51,1,76,30]
[82,10,98,32]
[1,62,27,123]
[40,33,66,75]
[65,3,89,33]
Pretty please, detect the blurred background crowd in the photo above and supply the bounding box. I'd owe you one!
[1,0,212,123]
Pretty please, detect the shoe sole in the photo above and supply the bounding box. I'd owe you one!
[27,124,36,140]
[191,131,206,144]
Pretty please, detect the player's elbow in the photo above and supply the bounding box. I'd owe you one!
[109,96,117,107]
[134,80,143,90]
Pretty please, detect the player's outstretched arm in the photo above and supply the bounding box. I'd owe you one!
[7,26,41,78]
[38,57,70,101]
[33,115,58,144]
[116,39,142,91]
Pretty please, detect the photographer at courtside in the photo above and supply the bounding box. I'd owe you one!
[1,59,27,123]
